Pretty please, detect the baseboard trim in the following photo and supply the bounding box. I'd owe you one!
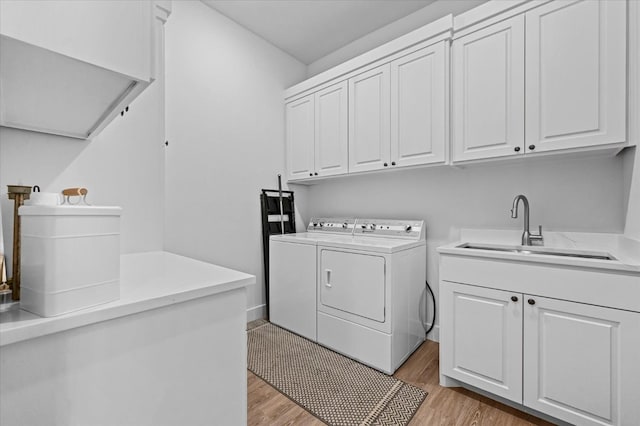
[247,304,266,322]
[425,324,440,342]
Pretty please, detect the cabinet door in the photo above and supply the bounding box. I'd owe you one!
[452,15,525,162]
[390,43,447,168]
[348,64,391,173]
[440,282,523,403]
[285,95,315,180]
[269,241,317,341]
[525,0,626,153]
[315,82,348,177]
[523,296,640,426]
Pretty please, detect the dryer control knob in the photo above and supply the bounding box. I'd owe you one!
[312,222,319,227]
[342,222,348,229]
[405,225,412,232]
[319,222,325,227]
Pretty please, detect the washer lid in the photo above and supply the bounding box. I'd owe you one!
[270,232,345,246]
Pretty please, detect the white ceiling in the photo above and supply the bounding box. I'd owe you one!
[202,0,436,64]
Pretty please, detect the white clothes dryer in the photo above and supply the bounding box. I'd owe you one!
[316,219,426,374]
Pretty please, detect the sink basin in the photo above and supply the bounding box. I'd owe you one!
[457,243,617,261]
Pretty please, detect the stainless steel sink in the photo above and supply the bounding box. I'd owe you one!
[457,243,617,261]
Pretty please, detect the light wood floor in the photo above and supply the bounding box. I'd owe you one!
[248,338,555,426]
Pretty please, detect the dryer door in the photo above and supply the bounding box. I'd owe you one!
[319,249,385,322]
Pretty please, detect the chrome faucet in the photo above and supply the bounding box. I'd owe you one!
[511,195,544,246]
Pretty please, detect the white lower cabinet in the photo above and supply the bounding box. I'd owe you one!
[441,279,640,426]
[440,282,522,403]
[523,295,640,426]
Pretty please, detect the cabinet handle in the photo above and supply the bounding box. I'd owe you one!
[514,146,521,152]
[528,298,535,305]
[383,163,388,167]
[309,173,313,176]
[511,296,518,302]
[314,172,318,176]
[391,161,396,166]
[529,145,536,151]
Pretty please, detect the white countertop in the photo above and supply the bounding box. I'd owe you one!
[438,229,640,274]
[0,251,255,347]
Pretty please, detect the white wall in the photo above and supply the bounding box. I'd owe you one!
[302,154,626,337]
[623,0,640,240]
[0,73,165,275]
[163,1,307,321]
[307,0,487,76]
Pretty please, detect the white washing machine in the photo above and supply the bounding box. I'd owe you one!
[269,217,426,374]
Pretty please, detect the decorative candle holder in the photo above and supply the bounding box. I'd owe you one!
[6,185,32,302]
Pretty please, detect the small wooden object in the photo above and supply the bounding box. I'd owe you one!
[62,187,88,197]
[61,187,89,205]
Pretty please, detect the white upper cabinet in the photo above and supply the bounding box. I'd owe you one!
[0,1,171,139]
[452,16,525,162]
[348,65,392,173]
[525,0,627,153]
[285,95,315,180]
[452,0,627,162]
[315,82,349,177]
[284,15,454,181]
[391,43,448,167]
[285,82,348,181]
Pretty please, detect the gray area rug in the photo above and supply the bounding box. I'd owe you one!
[248,322,427,426]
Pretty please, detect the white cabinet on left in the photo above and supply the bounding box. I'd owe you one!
[285,81,349,181]
[0,0,171,139]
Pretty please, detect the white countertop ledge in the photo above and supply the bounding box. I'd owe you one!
[437,229,640,274]
[0,251,256,347]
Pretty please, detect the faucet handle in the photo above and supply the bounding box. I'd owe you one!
[537,225,543,236]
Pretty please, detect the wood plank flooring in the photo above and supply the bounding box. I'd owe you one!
[248,337,555,426]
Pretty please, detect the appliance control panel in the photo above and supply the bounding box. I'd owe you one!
[307,217,356,234]
[353,219,424,240]
[307,217,424,240]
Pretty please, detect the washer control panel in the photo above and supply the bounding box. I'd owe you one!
[307,217,356,234]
